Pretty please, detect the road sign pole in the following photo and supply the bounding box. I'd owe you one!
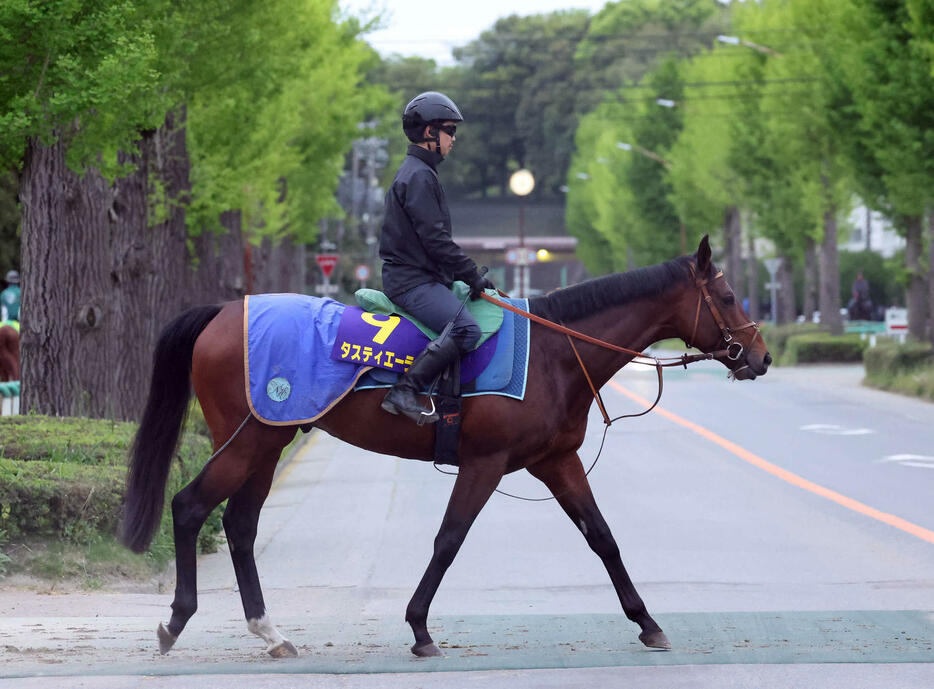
[764,258,782,324]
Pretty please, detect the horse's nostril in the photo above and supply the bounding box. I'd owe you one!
[764,352,772,366]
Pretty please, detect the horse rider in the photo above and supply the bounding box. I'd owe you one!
[379,91,494,424]
[1,270,20,323]
[849,269,872,320]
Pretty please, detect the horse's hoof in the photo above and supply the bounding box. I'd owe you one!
[639,630,671,650]
[267,639,298,658]
[411,641,443,657]
[157,622,178,655]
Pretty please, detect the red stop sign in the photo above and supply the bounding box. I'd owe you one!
[315,253,339,279]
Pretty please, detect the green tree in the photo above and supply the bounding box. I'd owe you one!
[0,173,18,275]
[566,0,726,273]
[815,0,934,339]
[450,11,593,197]
[666,49,751,312]
[566,57,685,270]
[3,0,380,418]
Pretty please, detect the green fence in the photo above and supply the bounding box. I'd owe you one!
[0,380,20,415]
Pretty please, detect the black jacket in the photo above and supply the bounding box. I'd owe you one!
[379,145,478,298]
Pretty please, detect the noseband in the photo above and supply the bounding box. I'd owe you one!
[686,268,761,364]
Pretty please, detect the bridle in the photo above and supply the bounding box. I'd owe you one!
[685,266,762,375]
[478,261,763,427]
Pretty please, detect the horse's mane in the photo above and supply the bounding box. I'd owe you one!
[530,256,693,322]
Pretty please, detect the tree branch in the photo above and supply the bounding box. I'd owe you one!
[33,49,50,100]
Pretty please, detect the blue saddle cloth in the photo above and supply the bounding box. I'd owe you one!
[244,294,531,425]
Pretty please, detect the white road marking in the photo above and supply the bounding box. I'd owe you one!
[799,423,876,436]
[877,454,934,470]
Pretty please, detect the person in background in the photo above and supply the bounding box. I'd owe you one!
[848,270,872,321]
[0,270,20,322]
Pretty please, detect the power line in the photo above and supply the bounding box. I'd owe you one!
[369,27,819,46]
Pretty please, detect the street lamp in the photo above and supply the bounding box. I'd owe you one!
[509,169,535,297]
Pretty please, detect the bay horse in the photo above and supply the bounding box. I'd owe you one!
[0,324,19,382]
[120,236,770,658]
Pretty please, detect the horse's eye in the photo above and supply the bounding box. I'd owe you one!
[722,295,735,306]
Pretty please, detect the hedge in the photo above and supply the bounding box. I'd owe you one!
[864,340,934,375]
[864,341,934,402]
[781,332,867,365]
[0,413,220,567]
[0,458,124,542]
[759,322,822,363]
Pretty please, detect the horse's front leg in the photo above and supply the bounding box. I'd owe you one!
[223,460,297,658]
[406,456,506,657]
[528,452,670,650]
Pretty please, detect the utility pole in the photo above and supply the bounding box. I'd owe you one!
[764,257,782,324]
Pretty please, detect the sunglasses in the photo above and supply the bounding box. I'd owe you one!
[435,123,457,137]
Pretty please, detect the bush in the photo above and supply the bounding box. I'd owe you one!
[0,458,124,541]
[0,414,221,577]
[781,332,867,365]
[759,322,822,363]
[864,340,934,376]
[0,415,136,465]
[864,340,934,402]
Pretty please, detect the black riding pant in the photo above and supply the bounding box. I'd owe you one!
[391,282,481,353]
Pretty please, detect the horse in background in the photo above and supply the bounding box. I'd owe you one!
[0,324,19,382]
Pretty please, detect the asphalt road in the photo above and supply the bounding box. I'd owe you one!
[1,360,932,687]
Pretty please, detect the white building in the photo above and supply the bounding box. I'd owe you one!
[843,204,905,258]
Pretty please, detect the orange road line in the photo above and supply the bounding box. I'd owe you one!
[608,380,934,545]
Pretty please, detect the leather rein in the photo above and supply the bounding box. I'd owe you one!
[479,265,762,428]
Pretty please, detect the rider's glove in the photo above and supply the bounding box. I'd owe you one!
[467,269,495,301]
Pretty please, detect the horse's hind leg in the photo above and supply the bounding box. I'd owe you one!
[528,452,670,650]
[223,459,297,658]
[405,456,506,657]
[158,445,257,654]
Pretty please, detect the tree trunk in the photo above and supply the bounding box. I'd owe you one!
[19,115,192,420]
[723,205,745,305]
[745,230,759,322]
[903,214,926,341]
[803,235,818,322]
[187,211,246,307]
[777,253,796,325]
[19,137,113,417]
[928,209,934,345]
[252,236,306,294]
[107,114,191,420]
[819,205,843,335]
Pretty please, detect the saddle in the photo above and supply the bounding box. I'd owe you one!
[345,284,506,467]
[354,282,504,348]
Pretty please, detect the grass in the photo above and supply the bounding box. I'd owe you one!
[863,340,934,402]
[4,536,157,588]
[864,363,934,401]
[0,406,223,585]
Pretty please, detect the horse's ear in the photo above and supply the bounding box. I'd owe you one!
[696,235,711,273]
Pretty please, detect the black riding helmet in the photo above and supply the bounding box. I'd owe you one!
[402,91,463,144]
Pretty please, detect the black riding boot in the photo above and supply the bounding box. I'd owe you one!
[381,337,460,424]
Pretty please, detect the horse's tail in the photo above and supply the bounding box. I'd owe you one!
[120,304,223,553]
